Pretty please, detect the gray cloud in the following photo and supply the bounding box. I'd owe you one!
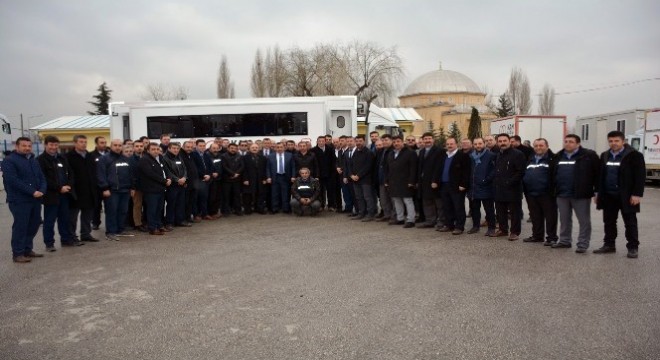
[1,0,659,130]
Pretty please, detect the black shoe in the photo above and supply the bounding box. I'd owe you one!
[361,217,374,222]
[466,227,480,234]
[352,215,365,220]
[81,237,100,242]
[523,237,543,243]
[416,223,436,229]
[436,226,453,232]
[389,220,405,225]
[575,248,587,254]
[403,222,415,228]
[63,240,85,247]
[543,241,556,247]
[593,246,616,254]
[551,243,572,248]
[46,246,57,252]
[347,213,358,217]
[627,249,638,258]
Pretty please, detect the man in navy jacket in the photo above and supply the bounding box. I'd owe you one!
[2,137,47,263]
[266,142,294,213]
[97,139,134,241]
[467,137,497,235]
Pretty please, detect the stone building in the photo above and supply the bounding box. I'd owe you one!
[398,63,496,138]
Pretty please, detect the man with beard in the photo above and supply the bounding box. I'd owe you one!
[162,142,189,229]
[385,136,418,228]
[90,136,107,230]
[417,132,443,229]
[311,136,336,211]
[205,143,223,219]
[97,139,134,241]
[242,144,268,214]
[181,141,199,224]
[221,143,244,216]
[66,135,100,243]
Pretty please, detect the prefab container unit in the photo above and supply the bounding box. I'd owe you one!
[640,109,660,181]
[489,115,567,151]
[574,109,646,154]
[109,96,358,144]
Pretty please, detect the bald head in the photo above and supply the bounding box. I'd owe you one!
[110,139,123,154]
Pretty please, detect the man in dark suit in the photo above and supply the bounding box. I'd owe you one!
[89,136,107,230]
[192,139,212,220]
[242,144,268,214]
[138,143,171,235]
[266,142,294,213]
[594,131,645,258]
[37,135,78,251]
[385,136,418,228]
[417,132,443,229]
[434,137,471,235]
[337,136,355,214]
[346,135,376,221]
[311,136,336,211]
[375,134,394,222]
[66,135,100,243]
[220,143,244,216]
[293,142,319,178]
[261,138,274,212]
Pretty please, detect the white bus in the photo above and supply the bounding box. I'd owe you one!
[109,96,364,144]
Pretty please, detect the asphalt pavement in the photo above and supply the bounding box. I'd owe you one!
[1,189,659,360]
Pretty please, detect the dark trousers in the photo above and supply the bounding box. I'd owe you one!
[104,192,130,235]
[422,196,443,226]
[221,181,242,214]
[318,176,331,208]
[185,186,197,222]
[470,198,496,230]
[601,193,639,250]
[165,186,186,225]
[271,175,291,212]
[526,194,558,241]
[341,180,355,212]
[8,201,42,257]
[70,207,93,240]
[195,181,209,217]
[353,183,376,217]
[496,200,522,235]
[263,183,272,211]
[440,185,466,230]
[93,188,103,227]
[144,192,165,231]
[242,187,266,214]
[333,174,343,210]
[43,195,75,246]
[208,181,222,216]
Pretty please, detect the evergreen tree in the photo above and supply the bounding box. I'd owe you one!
[495,93,514,118]
[447,121,462,141]
[467,107,482,140]
[88,82,112,115]
[434,126,447,148]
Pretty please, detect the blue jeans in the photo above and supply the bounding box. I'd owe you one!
[104,191,130,235]
[43,195,75,246]
[271,175,291,212]
[165,186,185,225]
[9,201,42,257]
[144,192,165,231]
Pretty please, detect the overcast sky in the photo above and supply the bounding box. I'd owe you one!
[1,0,659,130]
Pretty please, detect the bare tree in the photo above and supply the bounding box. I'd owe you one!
[142,83,189,101]
[507,66,532,115]
[265,46,287,97]
[217,55,235,99]
[337,40,404,107]
[250,49,267,97]
[538,83,556,115]
[284,46,321,97]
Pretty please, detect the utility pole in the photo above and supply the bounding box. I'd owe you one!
[20,113,24,136]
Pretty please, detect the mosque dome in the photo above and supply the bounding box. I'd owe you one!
[402,63,483,96]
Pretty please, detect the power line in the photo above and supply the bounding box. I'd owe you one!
[552,77,660,96]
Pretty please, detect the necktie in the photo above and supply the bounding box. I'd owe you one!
[278,154,284,174]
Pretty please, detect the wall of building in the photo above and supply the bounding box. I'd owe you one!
[35,129,110,152]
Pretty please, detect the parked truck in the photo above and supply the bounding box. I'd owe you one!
[575,108,660,182]
[628,109,660,182]
[489,115,567,151]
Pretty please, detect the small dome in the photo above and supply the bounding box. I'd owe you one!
[402,65,483,96]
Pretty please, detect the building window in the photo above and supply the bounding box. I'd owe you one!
[336,115,345,129]
[616,119,626,133]
[581,124,589,141]
[146,112,308,139]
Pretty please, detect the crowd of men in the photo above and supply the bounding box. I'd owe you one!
[2,128,646,263]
